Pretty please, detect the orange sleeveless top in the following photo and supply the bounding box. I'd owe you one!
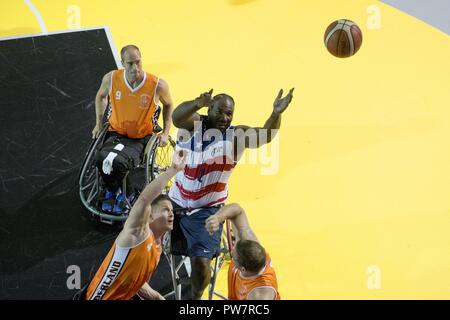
[228,253,281,300]
[86,232,162,300]
[108,69,160,138]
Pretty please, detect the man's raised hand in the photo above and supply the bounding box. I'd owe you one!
[195,89,214,108]
[273,88,294,115]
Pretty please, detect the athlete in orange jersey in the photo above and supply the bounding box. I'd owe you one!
[91,44,175,213]
[92,44,173,145]
[205,204,280,300]
[85,150,186,300]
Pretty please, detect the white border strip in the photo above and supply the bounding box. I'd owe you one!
[23,0,48,35]
[0,26,121,69]
[0,26,105,42]
[123,68,147,92]
[104,26,121,68]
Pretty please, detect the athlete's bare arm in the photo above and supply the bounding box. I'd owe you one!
[207,205,277,301]
[247,287,276,300]
[92,71,113,138]
[234,88,294,149]
[138,282,165,300]
[117,151,186,246]
[171,89,213,131]
[205,203,258,243]
[125,150,185,229]
[156,78,174,147]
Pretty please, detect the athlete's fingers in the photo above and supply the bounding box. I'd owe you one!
[276,89,283,100]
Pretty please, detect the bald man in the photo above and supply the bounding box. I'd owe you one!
[92,45,174,215]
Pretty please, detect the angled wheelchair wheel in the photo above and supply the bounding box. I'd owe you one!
[78,126,107,212]
[207,220,237,300]
[145,135,176,193]
[78,125,128,224]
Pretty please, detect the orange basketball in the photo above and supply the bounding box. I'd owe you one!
[324,19,363,58]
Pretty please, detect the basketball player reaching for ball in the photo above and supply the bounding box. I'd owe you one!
[205,204,280,300]
[169,87,293,299]
[84,150,186,300]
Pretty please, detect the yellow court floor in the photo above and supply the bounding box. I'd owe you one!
[2,0,449,299]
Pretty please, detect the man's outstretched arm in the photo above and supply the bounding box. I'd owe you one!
[92,71,112,138]
[172,89,214,130]
[234,88,294,149]
[157,78,174,147]
[205,203,258,242]
[123,150,186,230]
[138,282,165,300]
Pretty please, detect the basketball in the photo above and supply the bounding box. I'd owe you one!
[324,19,363,58]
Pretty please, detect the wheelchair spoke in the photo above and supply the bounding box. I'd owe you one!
[149,140,175,184]
[87,176,99,203]
[80,180,95,191]
[81,168,95,185]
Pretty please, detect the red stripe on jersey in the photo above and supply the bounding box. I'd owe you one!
[203,195,228,208]
[183,156,235,180]
[175,181,227,201]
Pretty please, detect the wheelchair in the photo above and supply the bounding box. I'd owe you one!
[162,216,236,300]
[78,115,175,225]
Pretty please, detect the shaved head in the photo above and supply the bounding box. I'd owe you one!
[120,44,140,60]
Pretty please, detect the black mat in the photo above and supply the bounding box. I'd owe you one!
[0,29,187,299]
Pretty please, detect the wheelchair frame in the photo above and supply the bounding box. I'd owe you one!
[163,219,235,300]
[78,124,175,225]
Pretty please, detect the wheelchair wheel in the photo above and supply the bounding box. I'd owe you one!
[79,126,108,213]
[207,222,234,300]
[78,125,129,224]
[145,135,176,193]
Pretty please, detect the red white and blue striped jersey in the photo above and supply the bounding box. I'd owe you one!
[169,116,238,212]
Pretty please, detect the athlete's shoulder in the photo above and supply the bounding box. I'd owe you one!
[247,286,276,300]
[156,77,170,91]
[101,70,115,83]
[107,69,124,85]
[146,72,159,83]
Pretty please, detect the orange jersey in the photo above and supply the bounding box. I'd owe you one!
[86,232,162,300]
[108,69,160,138]
[228,253,280,300]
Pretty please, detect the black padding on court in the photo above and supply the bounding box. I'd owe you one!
[0,29,186,299]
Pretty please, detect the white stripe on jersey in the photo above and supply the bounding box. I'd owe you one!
[169,118,238,211]
[173,169,233,190]
[90,246,130,300]
[169,187,228,212]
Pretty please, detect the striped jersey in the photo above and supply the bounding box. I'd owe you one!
[168,116,239,212]
[228,253,280,300]
[108,69,161,139]
[86,232,162,300]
